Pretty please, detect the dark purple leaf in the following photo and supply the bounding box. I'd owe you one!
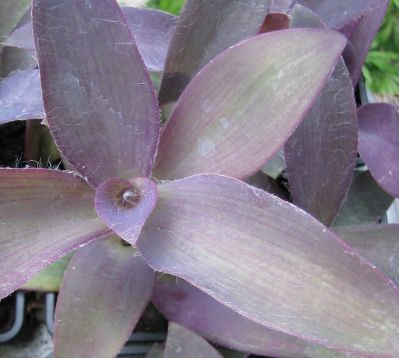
[164,322,222,358]
[259,13,290,33]
[295,0,389,84]
[95,177,158,245]
[153,276,352,358]
[154,29,347,181]
[333,171,394,227]
[0,168,107,300]
[32,0,160,187]
[5,7,176,72]
[54,235,155,358]
[0,69,44,125]
[284,5,358,226]
[336,224,399,286]
[358,103,399,198]
[245,171,286,199]
[158,0,269,109]
[137,174,399,356]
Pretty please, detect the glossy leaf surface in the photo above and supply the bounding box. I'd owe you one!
[154,29,346,180]
[138,174,399,356]
[0,69,44,125]
[358,103,399,198]
[333,171,393,227]
[158,0,269,107]
[337,225,399,286]
[95,177,158,245]
[32,0,160,187]
[0,169,107,300]
[54,236,155,358]
[153,276,353,358]
[164,322,222,358]
[285,5,358,226]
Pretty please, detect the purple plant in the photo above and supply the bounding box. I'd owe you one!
[1,0,399,357]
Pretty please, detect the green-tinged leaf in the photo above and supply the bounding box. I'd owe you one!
[164,322,222,358]
[54,236,155,358]
[22,255,70,292]
[138,174,399,356]
[154,29,347,180]
[0,168,107,300]
[0,0,30,44]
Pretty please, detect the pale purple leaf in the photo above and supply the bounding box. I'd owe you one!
[153,276,353,358]
[95,177,158,245]
[4,7,176,72]
[32,0,160,187]
[0,168,107,300]
[54,235,155,358]
[295,0,389,84]
[358,103,399,198]
[333,171,394,227]
[336,224,399,286]
[121,7,176,72]
[164,322,222,358]
[158,0,269,108]
[0,69,44,125]
[154,29,346,181]
[285,5,358,226]
[137,174,399,356]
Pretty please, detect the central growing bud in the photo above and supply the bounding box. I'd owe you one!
[118,187,141,209]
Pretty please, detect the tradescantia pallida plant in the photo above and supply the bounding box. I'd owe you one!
[1,0,399,357]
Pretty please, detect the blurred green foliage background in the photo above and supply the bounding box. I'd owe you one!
[146,0,185,15]
[363,0,399,94]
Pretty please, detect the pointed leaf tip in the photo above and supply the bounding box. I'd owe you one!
[154,29,347,181]
[138,174,399,356]
[95,177,158,245]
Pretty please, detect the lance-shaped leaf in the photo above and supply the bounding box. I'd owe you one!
[164,322,222,358]
[284,5,358,226]
[333,171,393,227]
[95,177,158,245]
[32,0,160,187]
[158,0,269,108]
[54,236,155,358]
[0,69,44,125]
[295,0,389,84]
[0,169,107,300]
[153,276,354,358]
[336,225,399,286]
[4,7,176,72]
[358,104,399,198]
[154,29,346,181]
[138,174,399,356]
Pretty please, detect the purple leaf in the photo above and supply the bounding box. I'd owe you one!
[0,69,44,125]
[137,174,399,356]
[95,177,158,245]
[54,235,155,358]
[295,0,389,84]
[333,171,394,227]
[32,0,160,187]
[358,103,399,198]
[245,171,286,199]
[336,224,399,286]
[164,322,222,358]
[158,0,269,108]
[153,276,352,358]
[284,5,358,226]
[154,29,347,181]
[4,7,176,72]
[121,7,176,72]
[259,13,290,33]
[0,168,107,300]
[0,0,31,44]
